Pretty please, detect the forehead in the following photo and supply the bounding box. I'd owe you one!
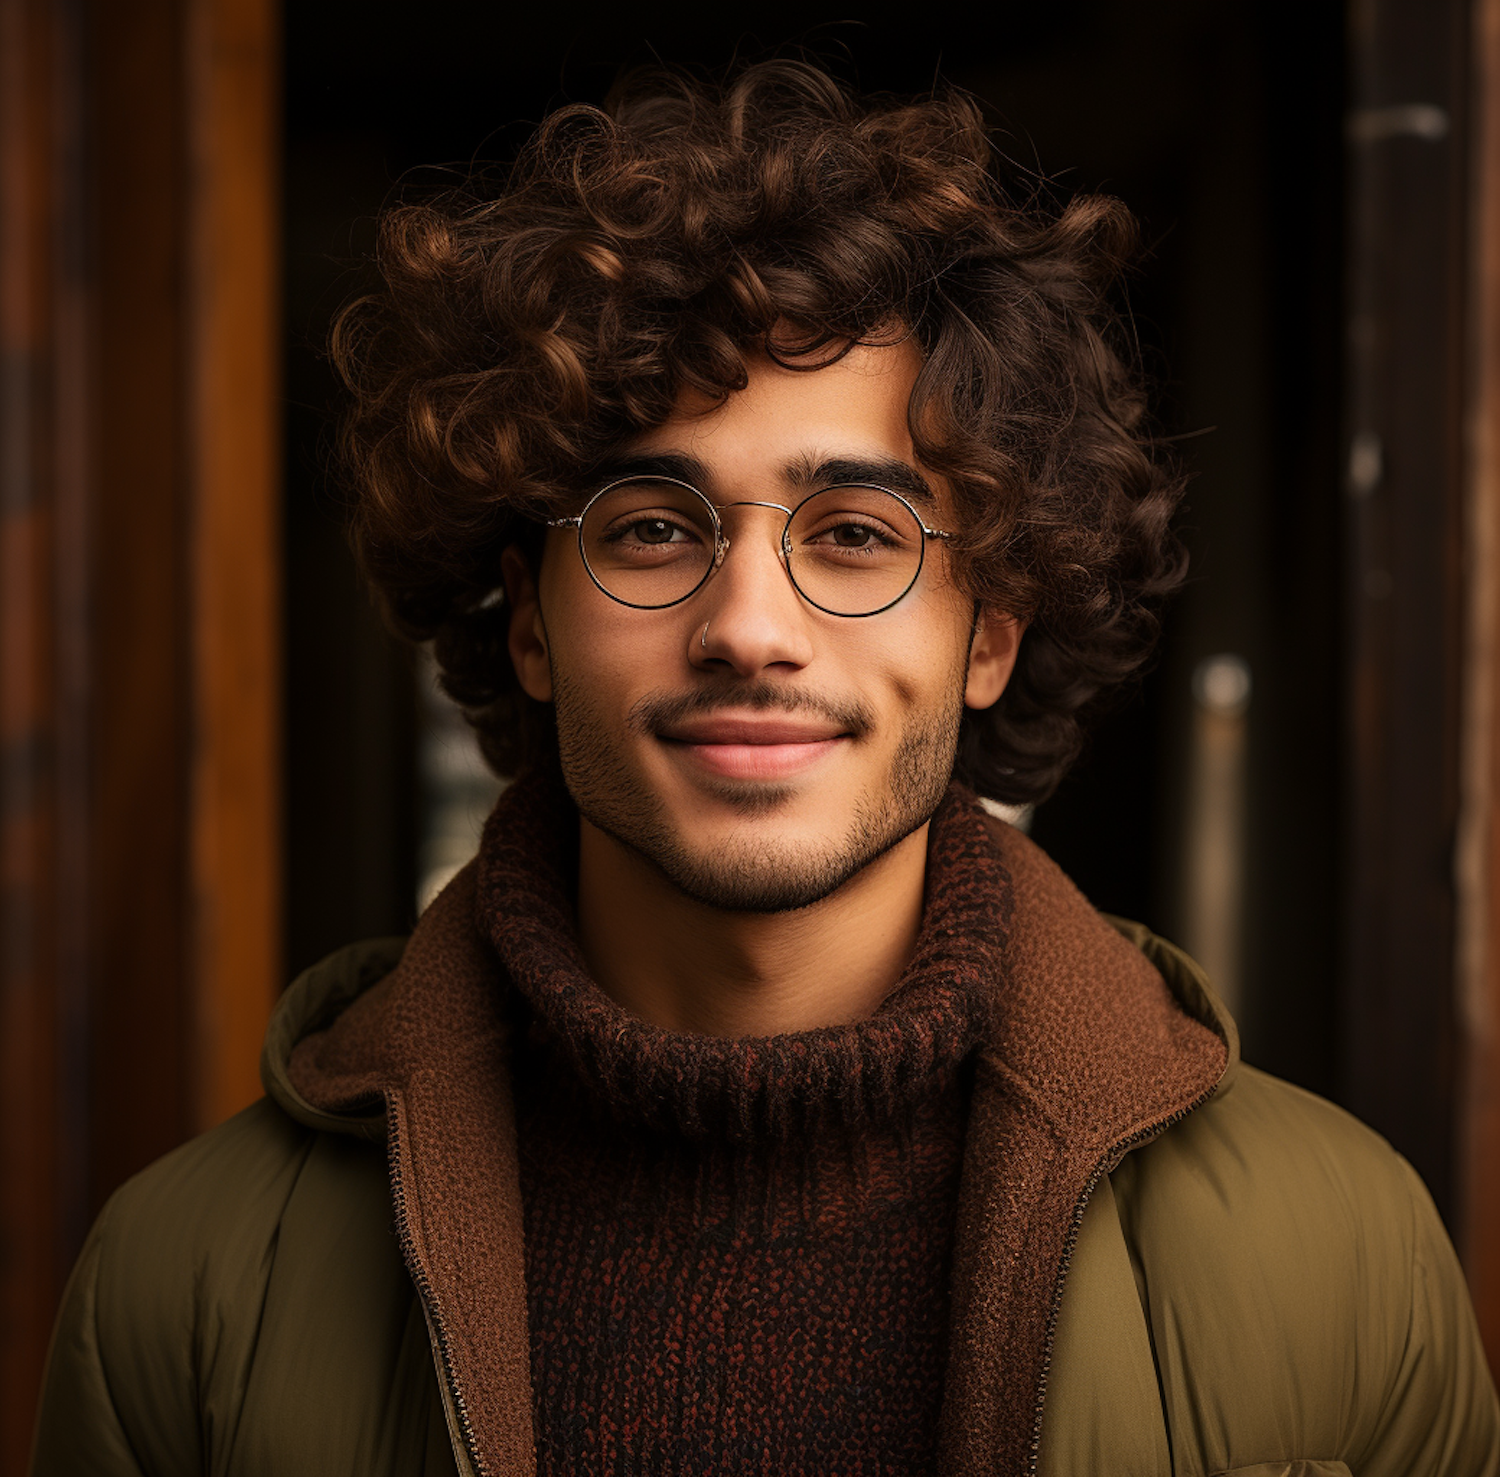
[624,338,926,488]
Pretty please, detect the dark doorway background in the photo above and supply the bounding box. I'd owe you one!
[281,1,1346,1101]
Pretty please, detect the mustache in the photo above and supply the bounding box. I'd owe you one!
[629,681,874,739]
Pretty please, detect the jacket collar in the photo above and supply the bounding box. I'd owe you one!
[939,817,1231,1475]
[266,789,1231,1477]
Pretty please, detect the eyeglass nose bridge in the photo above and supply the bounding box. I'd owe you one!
[707,499,796,573]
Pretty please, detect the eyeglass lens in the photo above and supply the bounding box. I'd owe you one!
[578,478,926,615]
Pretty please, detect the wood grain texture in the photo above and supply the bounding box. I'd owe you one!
[184,0,282,1130]
[1,1,72,1461]
[0,0,283,1453]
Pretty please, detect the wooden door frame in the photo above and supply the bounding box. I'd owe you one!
[0,0,280,1456]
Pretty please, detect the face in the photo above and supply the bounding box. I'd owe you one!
[506,339,1019,913]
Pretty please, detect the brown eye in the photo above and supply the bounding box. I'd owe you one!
[633,519,678,545]
[831,524,875,548]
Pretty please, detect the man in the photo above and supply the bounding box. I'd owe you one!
[32,60,1500,1477]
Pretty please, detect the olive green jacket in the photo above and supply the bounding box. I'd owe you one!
[30,824,1500,1477]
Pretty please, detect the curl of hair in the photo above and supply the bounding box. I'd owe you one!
[333,60,1188,804]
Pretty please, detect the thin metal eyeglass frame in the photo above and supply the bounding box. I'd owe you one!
[546,475,953,618]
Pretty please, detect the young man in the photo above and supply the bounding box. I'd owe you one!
[32,62,1499,1477]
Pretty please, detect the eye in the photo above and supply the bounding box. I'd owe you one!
[597,511,704,548]
[631,518,683,545]
[804,516,899,552]
[828,522,877,548]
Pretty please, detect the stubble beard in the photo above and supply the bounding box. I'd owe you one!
[550,670,965,914]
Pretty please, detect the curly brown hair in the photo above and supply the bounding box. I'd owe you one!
[332,60,1187,805]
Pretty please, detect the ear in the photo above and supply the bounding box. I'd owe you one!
[501,544,553,702]
[965,608,1024,711]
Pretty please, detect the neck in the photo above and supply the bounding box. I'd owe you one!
[575,820,929,1037]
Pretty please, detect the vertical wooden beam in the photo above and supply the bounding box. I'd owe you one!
[184,0,282,1130]
[86,0,282,1174]
[1460,0,1500,1377]
[88,0,194,1213]
[0,0,282,1453]
[0,5,60,1454]
[1342,0,1469,1222]
[0,0,89,1459]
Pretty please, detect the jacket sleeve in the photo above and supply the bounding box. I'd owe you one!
[29,1197,195,1477]
[1355,1156,1500,1477]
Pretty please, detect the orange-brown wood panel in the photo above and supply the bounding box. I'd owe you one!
[185,0,282,1130]
[1463,0,1500,1379]
[0,0,282,1454]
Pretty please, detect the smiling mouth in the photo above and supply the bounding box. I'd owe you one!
[658,713,852,782]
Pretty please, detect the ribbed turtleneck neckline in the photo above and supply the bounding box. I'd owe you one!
[474,772,1009,1143]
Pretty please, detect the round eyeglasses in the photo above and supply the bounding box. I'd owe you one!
[547,477,952,618]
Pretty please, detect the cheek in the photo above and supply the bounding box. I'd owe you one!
[831,602,972,726]
[543,592,689,714]
[541,558,613,667]
[879,593,974,689]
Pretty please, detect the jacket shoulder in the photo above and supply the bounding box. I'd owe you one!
[94,1097,337,1328]
[1134,1059,1412,1210]
[1111,1066,1499,1475]
[34,1099,437,1476]
[108,1093,320,1237]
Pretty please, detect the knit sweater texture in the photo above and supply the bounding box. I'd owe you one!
[476,777,998,1474]
[284,772,1230,1477]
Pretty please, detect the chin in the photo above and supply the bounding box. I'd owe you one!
[593,791,934,915]
[639,831,878,914]
[672,774,802,820]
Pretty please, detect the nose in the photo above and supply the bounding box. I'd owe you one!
[690,505,814,676]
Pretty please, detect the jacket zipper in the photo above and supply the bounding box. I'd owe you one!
[386,1094,489,1477]
[1024,1082,1219,1475]
[384,1067,1218,1477]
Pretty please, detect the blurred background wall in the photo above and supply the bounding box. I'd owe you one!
[4,0,1500,1461]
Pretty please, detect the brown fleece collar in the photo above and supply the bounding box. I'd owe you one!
[937,818,1228,1473]
[287,785,1226,1477]
[286,867,533,1477]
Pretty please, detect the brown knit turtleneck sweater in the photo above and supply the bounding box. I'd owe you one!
[475,778,1006,1475]
[287,771,1227,1476]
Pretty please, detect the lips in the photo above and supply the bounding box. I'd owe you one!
[658,710,849,781]
[661,714,846,745]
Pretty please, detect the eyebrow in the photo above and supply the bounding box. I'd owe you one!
[590,449,939,512]
[589,450,711,488]
[782,452,939,511]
